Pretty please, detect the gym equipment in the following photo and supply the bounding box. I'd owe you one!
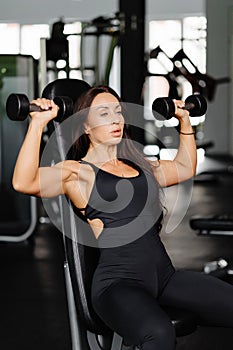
[41,78,198,350]
[6,93,74,122]
[190,214,233,280]
[0,54,38,243]
[171,49,230,102]
[152,93,207,120]
[190,214,233,236]
[148,46,230,102]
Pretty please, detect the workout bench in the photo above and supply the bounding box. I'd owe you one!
[190,214,233,278]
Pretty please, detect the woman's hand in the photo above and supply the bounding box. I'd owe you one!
[152,98,196,187]
[29,98,59,128]
[173,99,190,122]
[173,98,194,135]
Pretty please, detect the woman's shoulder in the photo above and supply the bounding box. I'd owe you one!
[148,158,160,169]
[53,159,81,172]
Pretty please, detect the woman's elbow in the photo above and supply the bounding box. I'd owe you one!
[12,178,22,193]
[192,162,197,177]
[12,179,38,196]
[12,180,27,194]
[186,165,197,180]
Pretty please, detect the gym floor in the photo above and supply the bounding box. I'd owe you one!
[1,154,233,350]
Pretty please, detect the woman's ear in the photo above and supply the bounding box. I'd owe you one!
[84,123,90,134]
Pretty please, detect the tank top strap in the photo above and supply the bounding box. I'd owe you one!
[80,159,99,173]
[73,160,98,213]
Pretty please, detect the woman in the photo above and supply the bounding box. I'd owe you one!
[13,86,233,350]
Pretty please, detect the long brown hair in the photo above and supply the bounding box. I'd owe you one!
[68,85,153,175]
[68,85,164,230]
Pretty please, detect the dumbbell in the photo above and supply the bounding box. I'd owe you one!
[6,93,74,122]
[152,94,207,121]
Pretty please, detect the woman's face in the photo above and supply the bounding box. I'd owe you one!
[85,92,124,146]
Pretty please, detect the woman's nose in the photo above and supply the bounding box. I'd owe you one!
[111,113,120,124]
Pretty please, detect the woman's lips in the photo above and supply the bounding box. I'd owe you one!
[111,129,122,136]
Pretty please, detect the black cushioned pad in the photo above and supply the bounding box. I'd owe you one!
[190,214,233,232]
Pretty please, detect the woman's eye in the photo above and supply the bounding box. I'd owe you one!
[100,113,108,117]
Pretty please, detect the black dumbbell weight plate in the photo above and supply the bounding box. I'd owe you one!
[185,94,207,117]
[6,93,30,121]
[53,96,74,122]
[152,97,175,120]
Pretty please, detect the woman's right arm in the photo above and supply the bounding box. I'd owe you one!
[12,98,73,198]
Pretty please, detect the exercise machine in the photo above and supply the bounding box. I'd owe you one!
[0,54,38,243]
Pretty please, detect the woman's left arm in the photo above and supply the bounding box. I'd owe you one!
[151,99,197,187]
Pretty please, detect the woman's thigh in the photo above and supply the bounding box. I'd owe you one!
[159,270,233,327]
[92,281,176,349]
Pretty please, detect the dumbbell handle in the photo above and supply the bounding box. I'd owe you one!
[29,104,47,113]
[182,102,195,111]
[152,94,207,120]
[29,96,71,115]
[6,93,74,122]
[6,93,48,121]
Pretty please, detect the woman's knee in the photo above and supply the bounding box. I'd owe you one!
[92,282,176,349]
[137,318,176,350]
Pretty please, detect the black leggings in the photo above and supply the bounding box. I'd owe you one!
[93,271,233,350]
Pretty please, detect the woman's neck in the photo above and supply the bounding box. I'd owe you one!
[85,144,118,165]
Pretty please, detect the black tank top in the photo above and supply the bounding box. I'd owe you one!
[78,159,163,249]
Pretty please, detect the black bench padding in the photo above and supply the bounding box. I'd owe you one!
[190,214,233,234]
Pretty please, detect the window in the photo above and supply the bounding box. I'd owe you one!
[147,17,207,108]
[144,17,207,157]
[0,23,20,54]
[21,24,50,59]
